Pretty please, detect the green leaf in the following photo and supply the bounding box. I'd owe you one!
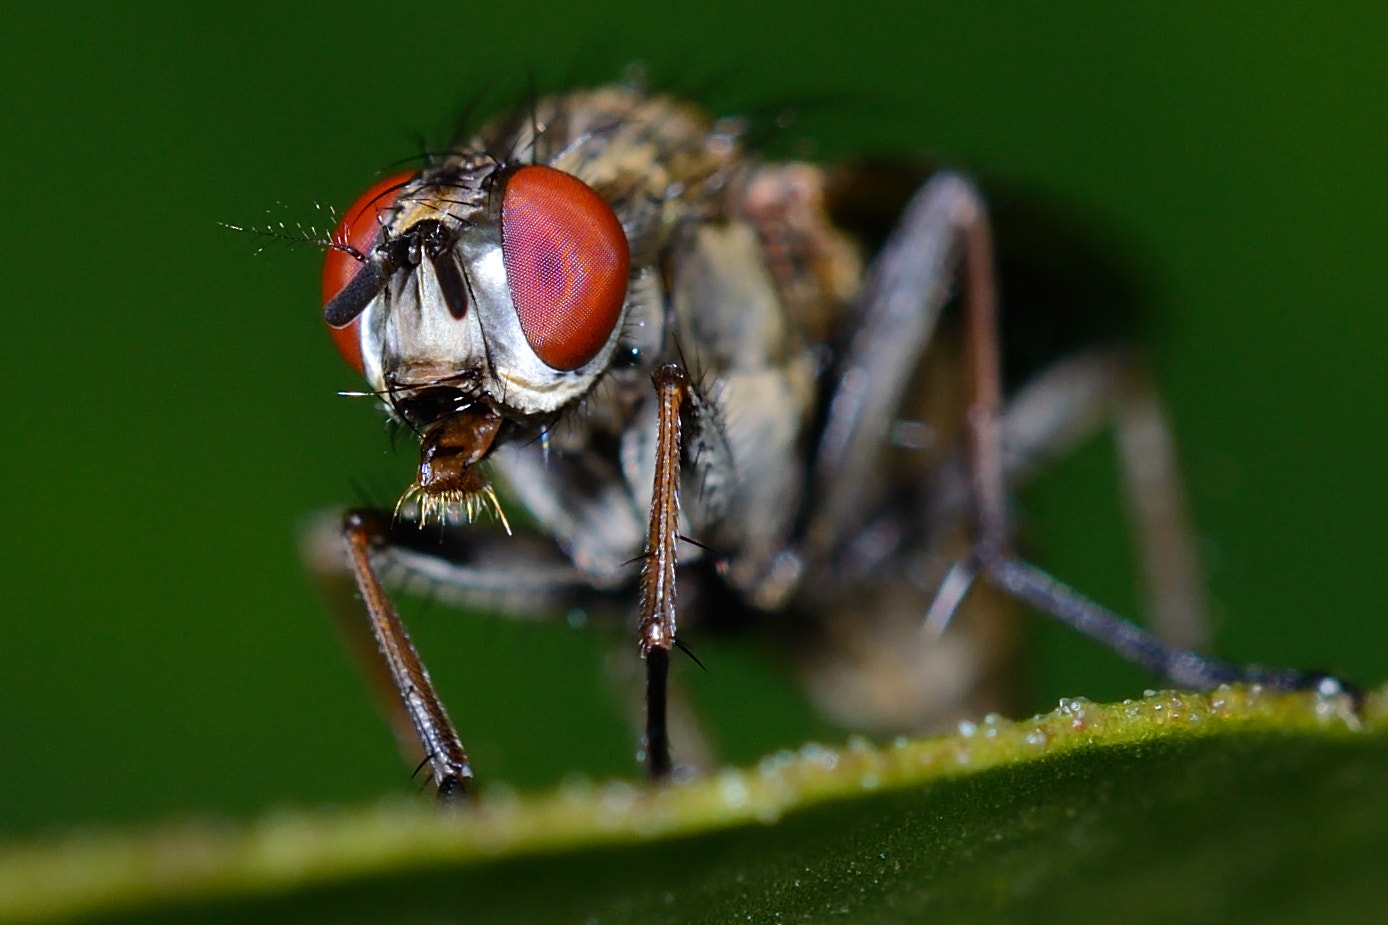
[3,684,1384,924]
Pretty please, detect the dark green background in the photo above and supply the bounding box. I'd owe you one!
[2,3,1385,837]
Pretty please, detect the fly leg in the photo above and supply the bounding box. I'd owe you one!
[336,509,472,802]
[927,348,1208,650]
[302,510,599,800]
[603,637,718,779]
[945,179,1356,698]
[638,363,691,780]
[1109,362,1208,649]
[302,511,425,781]
[812,171,1354,700]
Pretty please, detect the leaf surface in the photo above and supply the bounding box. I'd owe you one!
[3,684,1383,924]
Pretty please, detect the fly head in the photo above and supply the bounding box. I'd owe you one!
[321,154,634,526]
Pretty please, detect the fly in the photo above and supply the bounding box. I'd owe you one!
[305,84,1354,801]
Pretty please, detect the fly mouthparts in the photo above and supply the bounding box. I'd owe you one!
[417,406,502,478]
[400,405,511,533]
[395,481,512,535]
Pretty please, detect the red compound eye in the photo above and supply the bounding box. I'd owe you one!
[500,165,630,370]
[322,172,415,374]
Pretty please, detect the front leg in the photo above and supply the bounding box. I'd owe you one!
[338,510,473,803]
[639,364,691,779]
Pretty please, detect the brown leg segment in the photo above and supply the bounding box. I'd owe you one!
[972,349,1210,650]
[342,509,472,802]
[639,363,691,779]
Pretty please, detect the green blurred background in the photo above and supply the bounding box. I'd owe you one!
[2,3,1385,838]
